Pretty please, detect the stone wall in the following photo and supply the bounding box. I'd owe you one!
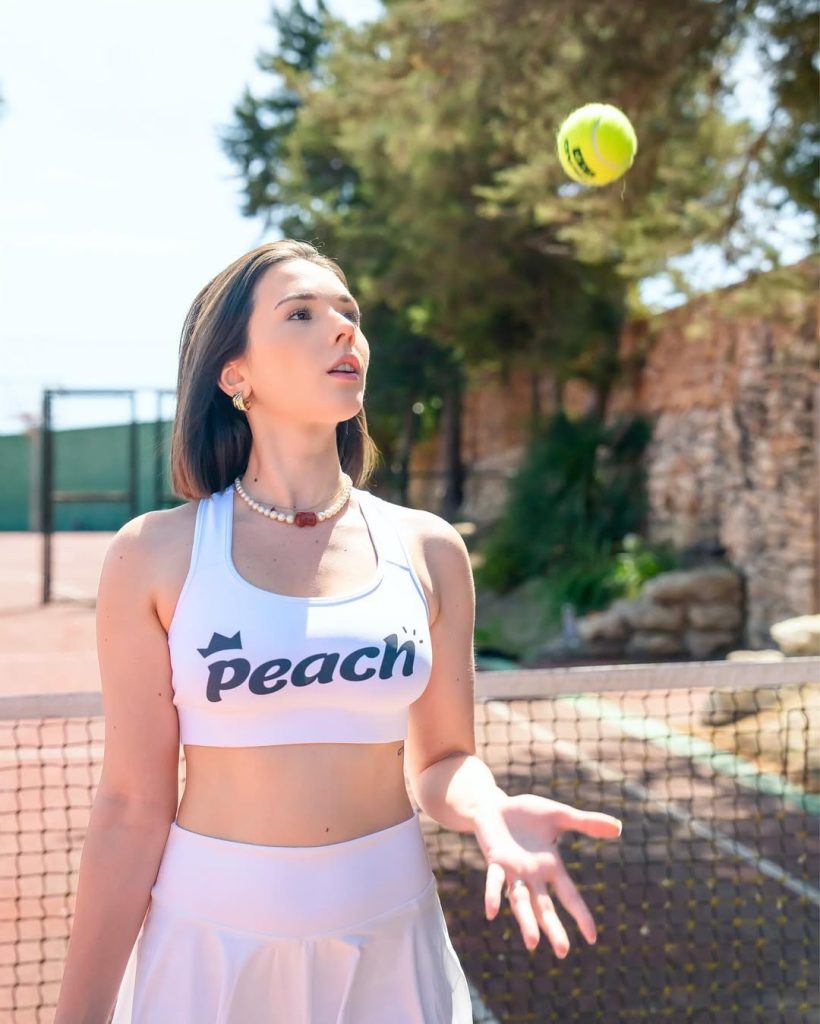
[409,259,820,647]
[606,262,819,646]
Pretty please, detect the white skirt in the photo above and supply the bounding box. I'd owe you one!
[111,810,472,1023]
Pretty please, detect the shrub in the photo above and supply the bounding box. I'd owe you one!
[476,409,654,596]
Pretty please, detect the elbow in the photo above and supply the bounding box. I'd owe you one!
[412,747,474,779]
[408,749,474,799]
[92,790,177,829]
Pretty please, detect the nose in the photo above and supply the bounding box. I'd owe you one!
[331,311,356,342]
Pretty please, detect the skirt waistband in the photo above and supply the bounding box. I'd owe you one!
[150,810,434,938]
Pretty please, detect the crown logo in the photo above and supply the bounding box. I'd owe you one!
[197,631,243,659]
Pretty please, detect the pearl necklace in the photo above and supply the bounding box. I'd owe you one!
[233,473,353,528]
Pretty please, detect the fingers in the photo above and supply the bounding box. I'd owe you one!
[505,878,542,952]
[484,861,506,920]
[550,860,597,946]
[485,857,599,954]
[551,804,623,840]
[501,876,571,957]
[528,879,569,958]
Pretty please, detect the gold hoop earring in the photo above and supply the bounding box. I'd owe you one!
[232,391,251,413]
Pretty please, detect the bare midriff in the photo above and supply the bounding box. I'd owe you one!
[175,740,415,847]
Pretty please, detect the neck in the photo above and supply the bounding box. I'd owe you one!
[240,445,347,512]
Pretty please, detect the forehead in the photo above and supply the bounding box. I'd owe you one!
[255,258,345,300]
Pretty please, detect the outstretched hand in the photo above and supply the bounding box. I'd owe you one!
[471,793,622,956]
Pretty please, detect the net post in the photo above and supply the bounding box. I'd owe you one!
[40,388,53,605]
[27,416,43,531]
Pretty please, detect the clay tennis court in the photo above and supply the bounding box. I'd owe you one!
[2,532,819,1022]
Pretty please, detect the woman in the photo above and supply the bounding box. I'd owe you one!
[54,239,622,1023]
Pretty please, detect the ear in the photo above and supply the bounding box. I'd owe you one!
[217,361,249,400]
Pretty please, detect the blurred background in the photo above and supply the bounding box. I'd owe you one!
[0,0,817,654]
[0,1,818,1021]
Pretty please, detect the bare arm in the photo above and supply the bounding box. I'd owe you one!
[53,513,182,1024]
[406,514,621,957]
[405,514,505,830]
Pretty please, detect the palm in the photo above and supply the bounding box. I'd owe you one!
[472,792,622,956]
[500,794,565,848]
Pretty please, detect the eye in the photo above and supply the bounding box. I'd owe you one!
[287,306,361,326]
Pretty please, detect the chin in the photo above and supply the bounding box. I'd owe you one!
[335,394,365,409]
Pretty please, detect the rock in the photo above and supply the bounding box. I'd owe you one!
[639,570,692,605]
[521,634,580,664]
[726,649,785,662]
[585,638,629,658]
[684,628,741,659]
[770,614,820,656]
[577,608,631,643]
[688,603,744,631]
[643,566,742,605]
[610,598,639,618]
[626,631,688,656]
[629,600,686,632]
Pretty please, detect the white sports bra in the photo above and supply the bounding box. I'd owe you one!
[167,483,433,746]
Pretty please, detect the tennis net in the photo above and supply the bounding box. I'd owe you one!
[2,657,818,1023]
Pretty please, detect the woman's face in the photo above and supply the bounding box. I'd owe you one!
[232,257,369,427]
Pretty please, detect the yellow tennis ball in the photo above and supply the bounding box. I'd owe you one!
[556,103,638,187]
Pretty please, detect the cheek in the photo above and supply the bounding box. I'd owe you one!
[253,343,325,400]
[253,333,305,373]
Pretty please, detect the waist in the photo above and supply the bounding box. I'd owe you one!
[177,740,412,846]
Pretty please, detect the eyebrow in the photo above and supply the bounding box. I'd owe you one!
[273,291,360,312]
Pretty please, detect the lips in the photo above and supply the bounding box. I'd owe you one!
[327,367,361,382]
[327,353,362,374]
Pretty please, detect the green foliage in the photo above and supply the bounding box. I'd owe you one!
[541,539,626,621]
[473,405,680,633]
[222,0,817,364]
[739,0,819,214]
[606,532,679,600]
[357,301,456,460]
[221,0,817,478]
[474,529,679,655]
[535,532,679,632]
[219,0,345,232]
[475,409,653,594]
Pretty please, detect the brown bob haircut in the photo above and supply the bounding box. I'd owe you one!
[170,239,381,500]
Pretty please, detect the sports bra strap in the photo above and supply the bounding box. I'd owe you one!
[359,490,431,622]
[190,486,230,570]
[355,489,412,570]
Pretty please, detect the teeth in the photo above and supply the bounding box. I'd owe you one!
[331,363,357,372]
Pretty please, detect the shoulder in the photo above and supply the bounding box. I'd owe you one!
[100,500,201,612]
[106,500,200,558]
[368,494,473,627]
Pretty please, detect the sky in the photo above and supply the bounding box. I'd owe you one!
[0,0,811,435]
[0,0,382,435]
